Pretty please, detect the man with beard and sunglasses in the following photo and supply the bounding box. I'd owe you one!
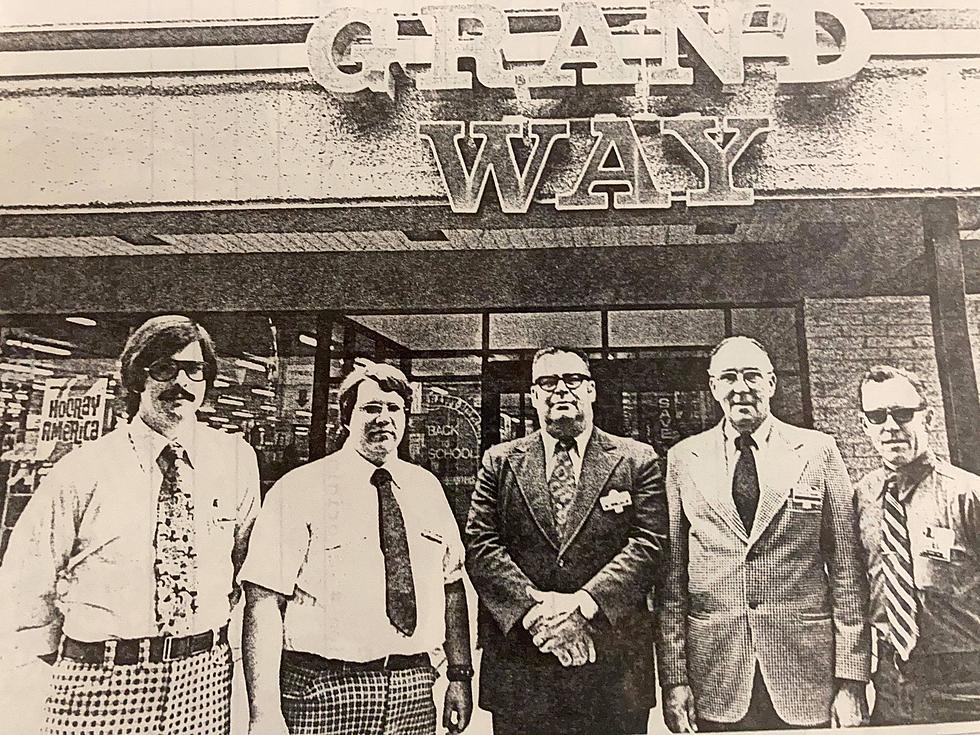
[855,364,980,725]
[465,346,667,735]
[0,314,260,735]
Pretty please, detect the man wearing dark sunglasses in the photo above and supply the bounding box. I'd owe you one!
[466,346,666,735]
[0,314,260,735]
[855,364,980,726]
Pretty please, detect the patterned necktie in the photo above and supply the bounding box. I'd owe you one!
[733,433,760,534]
[154,442,198,635]
[549,438,577,535]
[881,473,919,660]
[371,468,417,636]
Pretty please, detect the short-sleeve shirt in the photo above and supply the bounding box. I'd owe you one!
[239,443,465,662]
[856,453,980,656]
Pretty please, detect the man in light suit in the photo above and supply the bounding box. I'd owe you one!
[465,346,667,735]
[658,336,870,731]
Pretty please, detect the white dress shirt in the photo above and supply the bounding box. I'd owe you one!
[541,425,592,483]
[722,414,775,492]
[0,418,260,659]
[239,442,465,662]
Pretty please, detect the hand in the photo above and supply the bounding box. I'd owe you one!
[443,679,473,733]
[248,711,289,735]
[831,680,868,728]
[533,609,596,667]
[522,587,583,636]
[663,684,698,733]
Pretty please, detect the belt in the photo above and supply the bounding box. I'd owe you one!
[283,649,430,673]
[60,624,228,666]
[880,641,980,685]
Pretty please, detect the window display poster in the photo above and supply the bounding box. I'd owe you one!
[35,376,110,462]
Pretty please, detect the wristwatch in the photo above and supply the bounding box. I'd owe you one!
[446,664,474,681]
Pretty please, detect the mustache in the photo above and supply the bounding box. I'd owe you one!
[159,386,196,401]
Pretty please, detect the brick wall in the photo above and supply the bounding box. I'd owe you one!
[803,296,949,482]
[968,295,980,390]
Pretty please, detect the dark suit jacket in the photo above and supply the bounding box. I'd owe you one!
[465,427,667,719]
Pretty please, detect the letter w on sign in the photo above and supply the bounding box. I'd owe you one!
[418,120,569,213]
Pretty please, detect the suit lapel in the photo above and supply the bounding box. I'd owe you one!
[689,424,749,542]
[748,419,809,548]
[511,433,560,551]
[559,428,621,555]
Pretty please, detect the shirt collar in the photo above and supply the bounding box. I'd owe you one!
[128,416,198,468]
[878,450,935,501]
[541,424,593,457]
[723,414,774,449]
[340,440,402,486]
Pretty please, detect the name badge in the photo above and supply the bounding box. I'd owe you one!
[600,489,632,514]
[788,486,822,512]
[920,525,955,562]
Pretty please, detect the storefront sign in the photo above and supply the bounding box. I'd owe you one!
[419,114,769,211]
[307,1,872,97]
[36,377,109,461]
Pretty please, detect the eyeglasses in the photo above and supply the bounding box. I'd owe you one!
[709,369,772,387]
[533,373,591,392]
[863,406,926,425]
[146,359,208,383]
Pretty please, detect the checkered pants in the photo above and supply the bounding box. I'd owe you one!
[42,642,233,735]
[280,654,438,735]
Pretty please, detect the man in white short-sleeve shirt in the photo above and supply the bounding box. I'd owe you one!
[241,360,473,735]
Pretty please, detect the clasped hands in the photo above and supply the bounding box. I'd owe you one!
[521,587,596,668]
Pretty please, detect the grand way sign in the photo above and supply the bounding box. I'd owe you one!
[418,115,770,212]
[306,1,875,97]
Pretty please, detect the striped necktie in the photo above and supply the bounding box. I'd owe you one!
[549,438,577,535]
[154,442,198,635]
[881,473,919,660]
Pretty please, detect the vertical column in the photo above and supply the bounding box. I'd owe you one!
[924,199,980,473]
[310,311,333,461]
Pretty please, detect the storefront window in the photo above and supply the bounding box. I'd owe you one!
[0,313,317,556]
[608,309,726,347]
[489,311,602,349]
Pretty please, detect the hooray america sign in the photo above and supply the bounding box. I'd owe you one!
[306,0,873,97]
[418,115,770,212]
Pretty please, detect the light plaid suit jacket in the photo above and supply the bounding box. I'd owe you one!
[656,418,870,725]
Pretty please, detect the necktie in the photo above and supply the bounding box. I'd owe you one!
[371,468,417,636]
[549,439,577,535]
[881,473,919,660]
[154,442,198,635]
[733,433,760,534]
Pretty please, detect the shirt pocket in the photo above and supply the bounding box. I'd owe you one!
[296,533,369,605]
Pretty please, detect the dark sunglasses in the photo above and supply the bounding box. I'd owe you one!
[863,406,926,425]
[146,359,208,383]
[533,373,591,392]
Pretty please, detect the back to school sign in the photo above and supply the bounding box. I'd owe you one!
[36,377,109,462]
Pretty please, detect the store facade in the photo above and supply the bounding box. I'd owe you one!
[2,1,980,553]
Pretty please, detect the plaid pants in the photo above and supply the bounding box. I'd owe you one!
[280,653,438,735]
[42,642,233,735]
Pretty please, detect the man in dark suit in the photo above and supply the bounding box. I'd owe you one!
[465,346,667,735]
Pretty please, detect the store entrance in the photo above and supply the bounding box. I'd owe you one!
[483,351,720,457]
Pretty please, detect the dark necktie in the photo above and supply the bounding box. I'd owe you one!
[154,442,198,634]
[733,433,760,534]
[881,473,919,660]
[371,467,417,636]
[549,438,577,535]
